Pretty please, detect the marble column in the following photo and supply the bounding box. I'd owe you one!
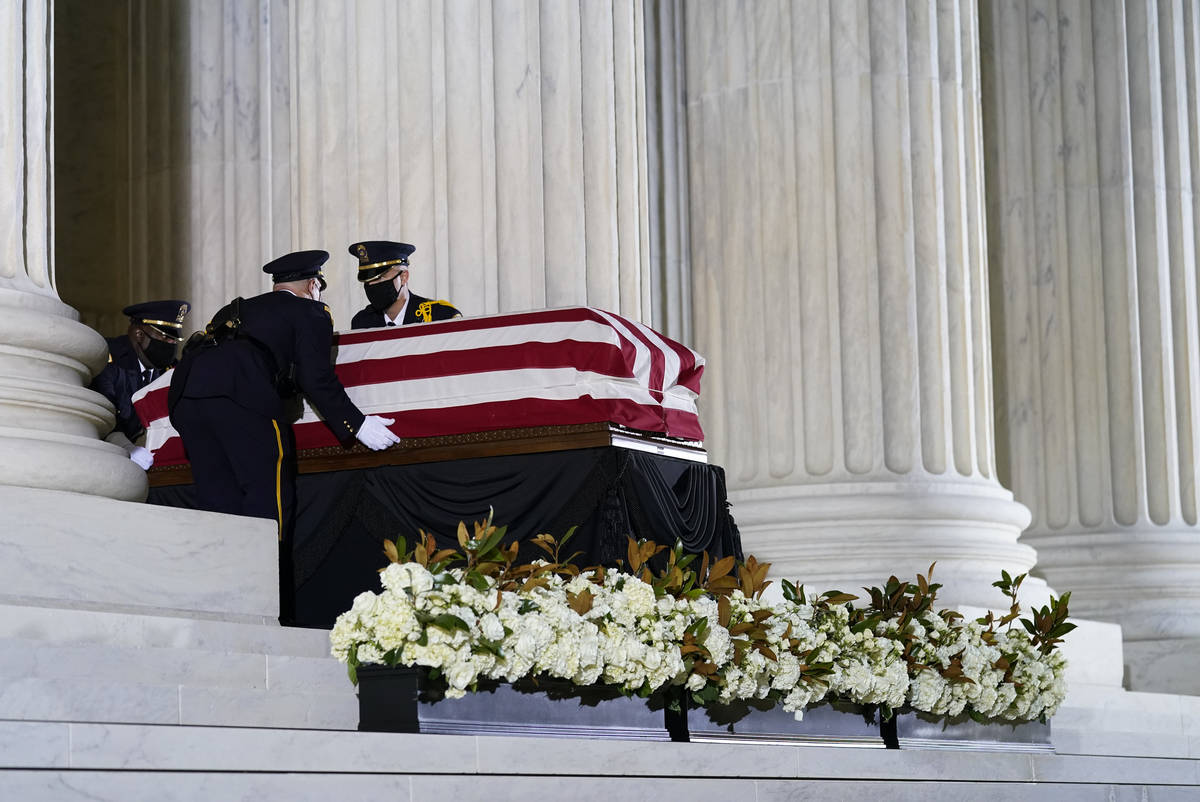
[683,0,1042,608]
[286,0,655,327]
[55,0,290,334]
[982,0,1200,692]
[644,0,692,343]
[56,0,666,335]
[0,0,145,501]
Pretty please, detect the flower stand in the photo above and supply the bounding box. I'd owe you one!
[684,698,886,747]
[356,665,687,741]
[885,710,1053,752]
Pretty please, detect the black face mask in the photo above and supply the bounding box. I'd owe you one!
[142,337,178,370]
[365,279,400,312]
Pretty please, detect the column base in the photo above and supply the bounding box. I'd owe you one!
[1123,639,1200,695]
[0,285,149,500]
[0,486,279,622]
[1025,530,1200,640]
[729,479,1045,609]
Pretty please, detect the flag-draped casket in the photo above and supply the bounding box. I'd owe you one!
[133,307,705,465]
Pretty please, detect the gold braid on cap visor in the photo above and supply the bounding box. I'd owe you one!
[139,320,183,342]
[357,258,408,276]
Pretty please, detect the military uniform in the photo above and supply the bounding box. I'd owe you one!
[346,239,461,330]
[91,335,156,441]
[90,300,190,443]
[350,292,461,329]
[168,253,365,532]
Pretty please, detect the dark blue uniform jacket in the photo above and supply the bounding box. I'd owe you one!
[169,290,364,443]
[350,292,460,330]
[91,335,153,441]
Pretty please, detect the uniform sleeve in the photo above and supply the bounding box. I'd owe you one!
[431,301,461,321]
[292,302,366,444]
[90,363,145,440]
[349,307,378,330]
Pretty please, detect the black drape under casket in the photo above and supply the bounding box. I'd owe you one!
[148,446,742,628]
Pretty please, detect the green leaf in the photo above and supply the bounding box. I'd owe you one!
[1048,622,1078,638]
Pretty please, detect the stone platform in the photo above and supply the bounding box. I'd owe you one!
[0,489,1197,798]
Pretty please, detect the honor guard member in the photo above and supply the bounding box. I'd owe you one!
[348,240,461,329]
[90,300,190,470]
[168,250,400,536]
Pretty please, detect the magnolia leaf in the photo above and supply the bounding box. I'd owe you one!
[708,555,736,582]
[457,521,470,550]
[627,538,641,572]
[753,643,778,662]
[1048,622,1077,638]
[414,542,428,566]
[567,588,594,615]
[431,613,470,633]
[382,539,400,563]
[430,548,458,565]
[717,595,732,628]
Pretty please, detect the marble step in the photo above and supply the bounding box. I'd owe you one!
[1051,683,1200,759]
[0,637,349,692]
[0,721,1195,801]
[0,602,333,657]
[0,676,357,729]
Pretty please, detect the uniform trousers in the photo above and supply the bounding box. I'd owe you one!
[172,396,299,621]
[171,396,296,530]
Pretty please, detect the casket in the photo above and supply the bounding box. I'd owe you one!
[133,306,706,473]
[133,306,740,628]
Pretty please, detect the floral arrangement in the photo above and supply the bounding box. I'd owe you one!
[330,514,1074,724]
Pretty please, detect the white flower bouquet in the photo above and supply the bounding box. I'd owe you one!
[331,515,1073,725]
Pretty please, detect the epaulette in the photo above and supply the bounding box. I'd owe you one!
[415,300,456,323]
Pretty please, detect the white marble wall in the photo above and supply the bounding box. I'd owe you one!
[681,0,1042,608]
[56,0,669,336]
[286,0,654,329]
[982,0,1200,690]
[644,0,691,343]
[0,0,145,501]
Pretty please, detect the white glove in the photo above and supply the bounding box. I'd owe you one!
[129,445,155,470]
[356,415,401,451]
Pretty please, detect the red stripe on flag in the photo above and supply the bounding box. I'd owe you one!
[336,340,636,386]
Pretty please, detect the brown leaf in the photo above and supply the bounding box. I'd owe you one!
[708,555,736,582]
[627,537,641,572]
[383,539,400,563]
[430,549,457,564]
[457,521,469,550]
[567,588,594,615]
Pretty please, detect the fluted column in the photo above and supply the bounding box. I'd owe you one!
[683,0,1042,608]
[0,0,145,500]
[286,0,654,326]
[55,0,289,333]
[983,0,1200,691]
[56,0,665,334]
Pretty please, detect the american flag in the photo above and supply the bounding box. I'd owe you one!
[133,306,705,467]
